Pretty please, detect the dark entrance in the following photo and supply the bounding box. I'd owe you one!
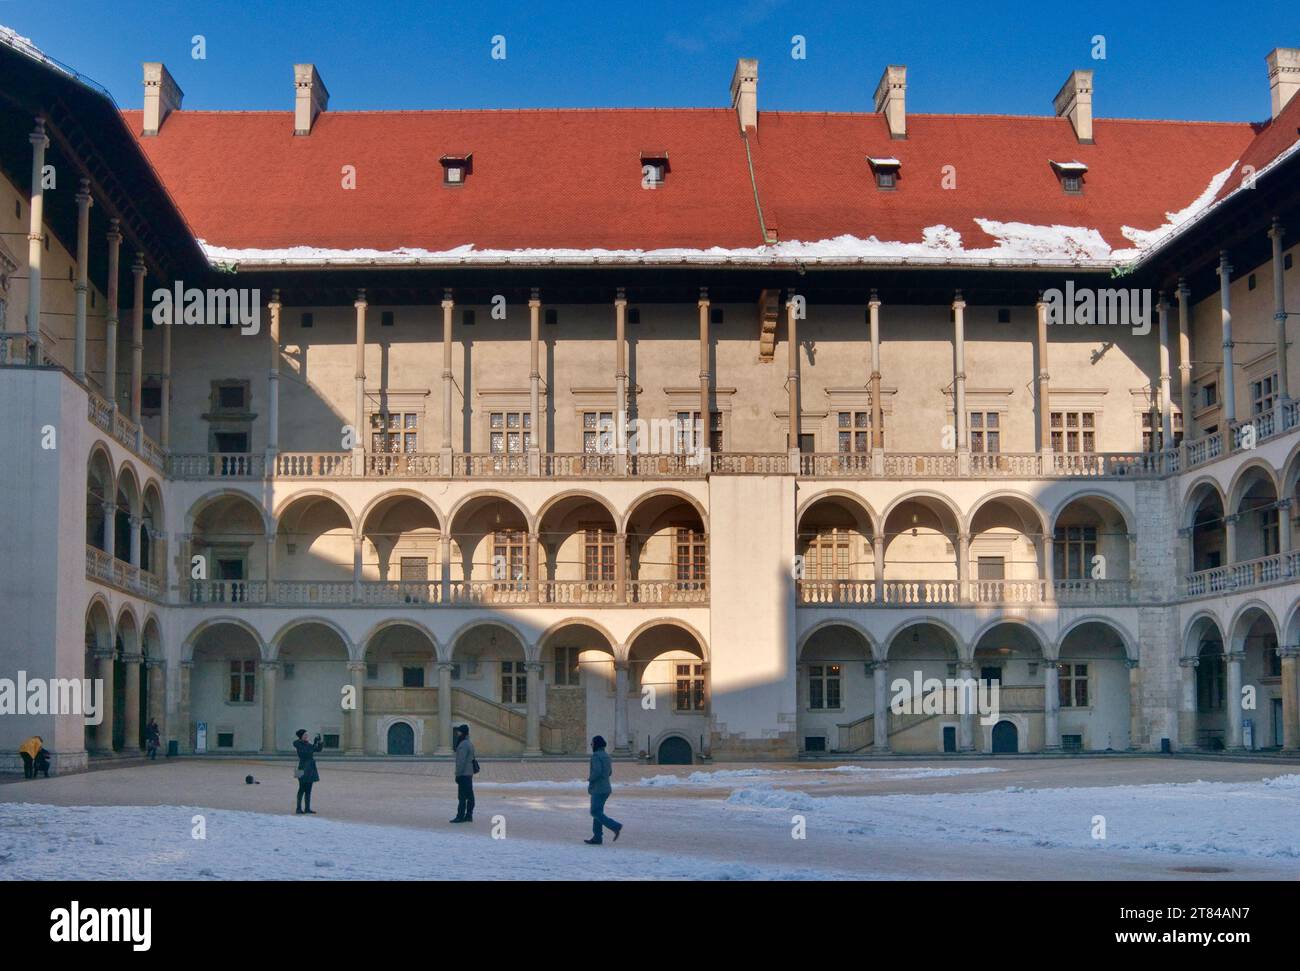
[386,722,415,755]
[991,720,1018,753]
[942,726,957,752]
[657,736,693,765]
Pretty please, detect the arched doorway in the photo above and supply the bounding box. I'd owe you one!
[991,720,1018,753]
[387,722,415,755]
[657,735,693,765]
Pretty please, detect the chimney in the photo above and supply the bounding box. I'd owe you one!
[874,65,907,140]
[294,64,329,135]
[1053,70,1094,143]
[730,58,758,131]
[1267,48,1300,119]
[141,62,183,136]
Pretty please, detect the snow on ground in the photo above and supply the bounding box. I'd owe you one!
[477,764,1004,789]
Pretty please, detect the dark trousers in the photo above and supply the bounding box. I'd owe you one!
[20,753,33,779]
[590,792,621,841]
[455,775,475,819]
[296,779,314,811]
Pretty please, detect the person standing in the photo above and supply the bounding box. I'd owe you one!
[18,736,49,779]
[293,729,322,815]
[145,719,160,760]
[585,735,622,845]
[449,724,477,823]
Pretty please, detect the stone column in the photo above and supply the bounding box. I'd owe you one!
[160,284,172,449]
[527,531,540,604]
[121,653,143,753]
[146,658,166,742]
[615,531,627,604]
[1224,513,1240,565]
[529,288,541,474]
[441,289,454,464]
[178,660,193,753]
[26,119,48,365]
[439,533,452,604]
[74,178,92,381]
[952,291,969,475]
[525,661,542,755]
[260,660,279,754]
[352,535,363,602]
[1178,656,1198,749]
[786,291,800,470]
[872,534,885,604]
[1177,279,1194,440]
[697,288,711,467]
[1280,647,1300,752]
[614,289,628,475]
[1225,651,1244,749]
[266,290,281,468]
[130,254,145,426]
[101,500,116,559]
[614,658,631,753]
[1219,252,1236,430]
[956,532,970,602]
[1278,498,1293,554]
[353,289,367,470]
[128,515,142,567]
[347,661,366,755]
[104,219,121,408]
[1126,658,1142,750]
[957,661,975,752]
[1043,659,1060,751]
[872,659,890,752]
[92,650,116,753]
[1157,293,1173,447]
[1270,218,1289,402]
[437,661,454,754]
[1035,295,1051,460]
[869,291,884,452]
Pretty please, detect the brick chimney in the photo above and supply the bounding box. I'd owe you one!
[1053,70,1094,144]
[874,65,907,139]
[730,58,758,131]
[1267,48,1300,119]
[141,62,182,136]
[294,64,329,135]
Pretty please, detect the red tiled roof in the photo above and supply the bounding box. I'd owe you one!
[1211,93,1300,202]
[123,105,1267,260]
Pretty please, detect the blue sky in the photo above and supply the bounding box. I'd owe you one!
[5,0,1295,121]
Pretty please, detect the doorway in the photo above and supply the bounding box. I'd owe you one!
[386,722,415,755]
[991,720,1018,753]
[657,736,693,765]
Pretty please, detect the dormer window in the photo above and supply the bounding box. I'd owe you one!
[640,150,669,188]
[1050,160,1087,195]
[441,153,472,186]
[867,156,901,190]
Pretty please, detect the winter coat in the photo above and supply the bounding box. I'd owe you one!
[454,736,476,778]
[18,737,42,760]
[588,749,613,796]
[294,737,322,784]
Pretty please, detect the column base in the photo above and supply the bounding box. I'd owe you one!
[523,747,542,758]
[435,746,453,756]
[344,748,363,757]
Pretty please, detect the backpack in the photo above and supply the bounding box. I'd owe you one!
[472,759,481,775]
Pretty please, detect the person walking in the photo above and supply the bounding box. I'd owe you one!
[584,735,622,845]
[144,719,160,760]
[18,736,50,779]
[293,729,322,815]
[449,724,477,823]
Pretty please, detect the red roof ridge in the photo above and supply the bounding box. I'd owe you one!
[123,106,736,117]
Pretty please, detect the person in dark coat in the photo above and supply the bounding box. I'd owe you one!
[584,735,622,844]
[144,720,161,760]
[449,724,476,823]
[293,729,322,814]
[18,736,50,779]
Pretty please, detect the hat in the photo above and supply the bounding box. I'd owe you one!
[591,735,607,750]
[456,724,470,736]
[295,729,307,738]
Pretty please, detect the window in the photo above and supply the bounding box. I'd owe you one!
[976,556,1005,580]
[803,528,851,580]
[441,154,472,185]
[1051,160,1087,194]
[381,310,395,327]
[501,660,527,704]
[1061,734,1083,752]
[627,307,640,324]
[675,410,723,452]
[1202,382,1218,408]
[366,663,379,681]
[217,385,247,410]
[229,660,256,703]
[674,663,705,711]
[1286,253,1294,271]
[489,410,531,453]
[214,432,248,454]
[980,666,1002,685]
[402,666,425,688]
[710,307,724,325]
[1054,525,1097,580]
[400,556,428,582]
[1197,653,1225,711]
[837,411,872,453]
[674,527,707,589]
[283,663,295,680]
[804,736,827,752]
[494,529,527,584]
[867,157,900,190]
[300,312,313,328]
[1141,410,1183,450]
[584,526,615,582]
[462,309,476,327]
[808,664,841,710]
[545,308,558,326]
[217,732,234,749]
[554,647,581,687]
[582,411,613,453]
[322,733,341,750]
[1262,507,1280,557]
[371,411,419,454]
[1050,411,1095,453]
[1061,174,1082,193]
[997,308,1011,323]
[1251,373,1279,415]
[141,382,162,416]
[1058,663,1089,708]
[969,412,1000,453]
[640,152,669,188]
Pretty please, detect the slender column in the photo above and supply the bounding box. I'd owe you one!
[26,119,48,365]
[347,660,365,755]
[441,289,454,460]
[101,500,116,559]
[352,535,363,602]
[868,291,884,449]
[1041,532,1055,601]
[178,660,193,753]
[614,658,631,753]
[121,653,143,753]
[1224,513,1240,564]
[952,291,969,474]
[529,288,541,473]
[439,533,452,604]
[956,532,970,602]
[524,661,542,755]
[128,515,142,567]
[872,660,890,752]
[1224,651,1244,749]
[73,178,92,380]
[266,290,281,465]
[1278,498,1293,554]
[1178,657,1198,749]
[957,661,976,752]
[615,531,627,604]
[160,284,172,448]
[527,531,540,604]
[1219,252,1236,428]
[872,534,884,605]
[130,254,145,425]
[92,650,116,753]
[1280,647,1300,752]
[1177,279,1193,438]
[104,220,121,408]
[1035,295,1051,455]
[614,289,628,474]
[1126,658,1142,750]
[260,660,279,754]
[145,658,165,743]
[786,291,800,467]
[436,661,454,754]
[1157,293,1172,447]
[353,290,367,468]
[1043,660,1060,751]
[1270,219,1290,402]
[697,288,711,465]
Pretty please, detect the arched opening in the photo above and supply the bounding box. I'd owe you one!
[1186,616,1226,749]
[1052,495,1132,601]
[448,495,531,604]
[274,494,355,602]
[1185,483,1226,574]
[881,497,960,604]
[450,623,530,755]
[798,624,873,752]
[360,494,441,603]
[972,622,1047,751]
[657,735,694,765]
[625,493,707,604]
[796,496,875,604]
[86,446,114,552]
[188,495,268,603]
[627,623,708,759]
[967,496,1047,603]
[991,720,1018,753]
[190,622,264,753]
[537,495,619,604]
[113,468,140,566]
[276,622,350,753]
[1233,467,1280,565]
[883,620,960,752]
[387,721,415,755]
[141,618,163,749]
[1232,607,1282,750]
[112,610,141,752]
[84,600,113,753]
[363,622,438,756]
[541,622,615,754]
[1057,621,1132,751]
[141,483,164,580]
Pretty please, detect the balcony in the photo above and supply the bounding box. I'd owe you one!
[1185,551,1298,598]
[182,578,709,607]
[796,577,1134,607]
[85,545,163,599]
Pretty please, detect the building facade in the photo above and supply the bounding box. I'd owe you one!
[2,33,1299,771]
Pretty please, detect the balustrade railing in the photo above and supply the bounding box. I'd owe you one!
[187,580,267,604]
[628,580,708,604]
[1053,578,1133,604]
[883,453,958,478]
[539,580,620,604]
[712,452,787,474]
[882,579,959,605]
[796,579,876,605]
[168,452,264,478]
[969,579,1046,604]
[970,453,1041,477]
[360,581,442,605]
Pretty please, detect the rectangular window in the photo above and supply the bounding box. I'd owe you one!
[322,733,341,750]
[217,732,235,749]
[674,526,707,589]
[1053,525,1098,580]
[489,410,532,454]
[370,411,419,455]
[1251,373,1279,415]
[969,411,1000,453]
[674,663,705,712]
[808,664,842,710]
[494,529,528,585]
[217,385,246,410]
[229,659,256,703]
[674,410,723,452]
[582,411,613,454]
[1262,507,1280,557]
[1202,382,1218,408]
[584,526,615,582]
[1141,410,1184,450]
[1058,663,1090,708]
[1050,411,1095,454]
[501,660,527,705]
[976,556,1005,580]
[554,647,581,687]
[803,528,851,581]
[402,666,425,688]
[400,556,428,582]
[836,411,873,454]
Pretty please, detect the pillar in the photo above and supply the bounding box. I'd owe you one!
[615,531,627,603]
[104,219,121,409]
[128,515,142,567]
[1224,651,1244,749]
[1280,647,1300,752]
[953,290,969,474]
[529,288,541,473]
[957,661,975,752]
[1270,218,1290,402]
[353,289,367,468]
[868,290,884,450]
[1043,659,1060,751]
[130,254,145,425]
[25,119,48,365]
[1224,513,1240,564]
[266,290,281,466]
[439,533,452,604]
[614,658,631,753]
[1278,498,1293,554]
[1035,295,1051,456]
[1157,293,1172,447]
[122,653,142,753]
[1219,252,1236,428]
[92,650,116,754]
[1178,657,1198,749]
[956,532,970,602]
[73,178,92,381]
[872,534,884,604]
[786,291,800,468]
[1177,278,1194,439]
[527,531,540,603]
[160,282,172,448]
[698,287,711,466]
[614,289,628,474]
[101,499,116,559]
[441,289,454,462]
[178,660,193,753]
[145,658,165,742]
[260,660,278,754]
[872,659,890,752]
[524,661,542,755]
[1126,658,1142,750]
[352,535,363,602]
[437,661,454,754]
[347,661,365,755]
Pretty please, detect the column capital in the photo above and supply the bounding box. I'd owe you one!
[436,660,455,673]
[347,659,366,674]
[951,289,966,310]
[697,286,709,307]
[529,287,541,306]
[180,659,194,670]
[1124,658,1141,670]
[92,648,116,662]
[1223,651,1246,663]
[1157,291,1169,311]
[1268,216,1284,241]
[615,286,627,306]
[131,252,146,276]
[1177,276,1190,297]
[1276,497,1293,510]
[1223,513,1242,526]
[268,288,281,308]
[144,656,166,670]
[1277,646,1300,659]
[1177,525,1194,539]
[868,289,881,309]
[525,661,543,674]
[1179,656,1199,669]
[1219,250,1233,274]
[354,288,367,308]
[75,178,92,205]
[441,287,454,307]
[120,653,144,665]
[107,217,122,244]
[260,659,281,672]
[29,116,49,148]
